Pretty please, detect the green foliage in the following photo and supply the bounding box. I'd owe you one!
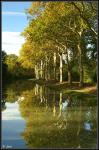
[3,53,35,80]
[20,1,97,84]
[2,51,8,81]
[3,2,97,84]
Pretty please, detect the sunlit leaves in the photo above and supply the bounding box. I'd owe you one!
[20,1,97,83]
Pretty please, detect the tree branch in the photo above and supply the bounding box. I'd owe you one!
[71,2,97,39]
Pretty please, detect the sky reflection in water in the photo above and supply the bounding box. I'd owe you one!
[2,102,26,149]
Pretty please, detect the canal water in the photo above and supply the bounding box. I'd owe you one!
[1,80,97,148]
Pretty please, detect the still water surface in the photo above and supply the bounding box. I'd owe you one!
[2,80,97,148]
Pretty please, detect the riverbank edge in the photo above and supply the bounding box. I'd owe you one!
[27,79,97,95]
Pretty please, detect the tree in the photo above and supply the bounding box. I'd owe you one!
[20,1,97,85]
[71,1,98,39]
[2,51,8,81]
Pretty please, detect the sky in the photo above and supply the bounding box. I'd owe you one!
[2,2,32,56]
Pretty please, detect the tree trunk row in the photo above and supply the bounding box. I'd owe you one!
[34,45,83,87]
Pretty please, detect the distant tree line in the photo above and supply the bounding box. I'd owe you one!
[2,51,35,82]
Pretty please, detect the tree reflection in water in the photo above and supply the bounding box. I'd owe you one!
[1,99,6,111]
[2,83,97,148]
[18,84,97,148]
